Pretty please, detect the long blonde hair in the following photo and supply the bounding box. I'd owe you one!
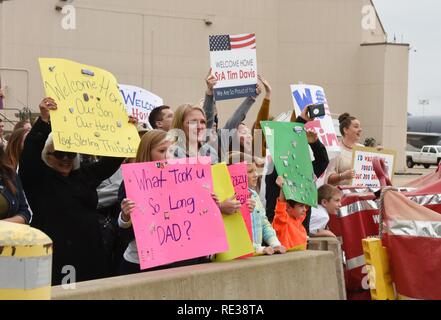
[135,129,169,162]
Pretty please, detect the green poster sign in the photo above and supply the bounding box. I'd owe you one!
[261,121,317,208]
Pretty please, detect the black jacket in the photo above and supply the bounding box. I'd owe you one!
[264,117,329,234]
[19,118,124,285]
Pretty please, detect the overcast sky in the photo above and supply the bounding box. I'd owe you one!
[373,0,441,116]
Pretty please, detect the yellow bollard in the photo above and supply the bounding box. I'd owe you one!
[0,221,52,300]
[362,238,396,300]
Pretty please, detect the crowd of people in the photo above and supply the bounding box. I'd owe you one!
[0,73,369,285]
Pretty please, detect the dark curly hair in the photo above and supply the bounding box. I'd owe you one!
[338,113,357,136]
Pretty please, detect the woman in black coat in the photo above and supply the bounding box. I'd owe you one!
[19,97,126,285]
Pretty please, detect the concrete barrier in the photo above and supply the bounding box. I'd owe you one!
[308,237,347,300]
[52,250,341,300]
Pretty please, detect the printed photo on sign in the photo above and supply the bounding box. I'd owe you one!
[351,146,396,188]
[290,84,340,160]
[39,58,140,157]
[119,84,163,128]
[209,34,257,101]
[121,157,228,270]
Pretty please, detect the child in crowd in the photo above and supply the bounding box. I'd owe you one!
[309,184,340,237]
[229,152,286,255]
[272,176,308,250]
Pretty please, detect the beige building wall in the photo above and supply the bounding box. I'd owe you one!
[383,44,409,171]
[0,0,409,170]
[358,43,409,171]
[361,0,387,44]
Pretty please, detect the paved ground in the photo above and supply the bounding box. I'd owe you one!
[393,166,437,186]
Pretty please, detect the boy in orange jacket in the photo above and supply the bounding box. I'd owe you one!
[272,176,308,250]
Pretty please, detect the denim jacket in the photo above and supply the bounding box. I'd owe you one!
[0,175,32,224]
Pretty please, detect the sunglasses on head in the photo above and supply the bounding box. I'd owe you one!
[47,151,77,160]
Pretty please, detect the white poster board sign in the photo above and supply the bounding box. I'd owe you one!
[351,146,396,188]
[290,84,340,160]
[119,84,163,126]
[209,34,258,101]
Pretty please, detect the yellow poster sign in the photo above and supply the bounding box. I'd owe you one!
[211,163,254,262]
[39,58,140,157]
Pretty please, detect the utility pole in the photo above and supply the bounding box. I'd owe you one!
[419,99,430,117]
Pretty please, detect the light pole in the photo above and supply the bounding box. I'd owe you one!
[419,99,430,117]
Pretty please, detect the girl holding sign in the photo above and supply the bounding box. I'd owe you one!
[118,130,221,275]
[118,130,171,274]
[229,151,286,255]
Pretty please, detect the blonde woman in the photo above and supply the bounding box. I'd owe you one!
[169,103,219,164]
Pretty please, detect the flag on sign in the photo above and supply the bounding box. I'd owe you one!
[209,34,256,51]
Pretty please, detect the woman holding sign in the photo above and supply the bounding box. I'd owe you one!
[19,97,129,285]
[117,130,222,274]
[170,104,242,216]
[203,69,263,162]
[326,113,363,185]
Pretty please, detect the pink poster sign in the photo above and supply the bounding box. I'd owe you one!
[121,157,228,270]
[228,162,252,240]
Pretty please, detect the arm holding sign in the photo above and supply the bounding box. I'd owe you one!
[222,82,262,131]
[252,75,271,157]
[81,156,125,189]
[294,107,329,178]
[326,159,354,186]
[119,198,135,226]
[218,84,262,159]
[307,129,329,178]
[204,69,217,130]
[272,177,308,250]
[273,176,288,225]
[80,117,136,187]
[19,98,57,185]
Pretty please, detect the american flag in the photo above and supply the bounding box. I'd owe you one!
[209,33,256,51]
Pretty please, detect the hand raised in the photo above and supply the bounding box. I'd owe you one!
[205,68,217,95]
[306,129,318,144]
[39,97,57,122]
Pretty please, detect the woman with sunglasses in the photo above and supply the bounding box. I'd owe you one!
[19,97,130,285]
